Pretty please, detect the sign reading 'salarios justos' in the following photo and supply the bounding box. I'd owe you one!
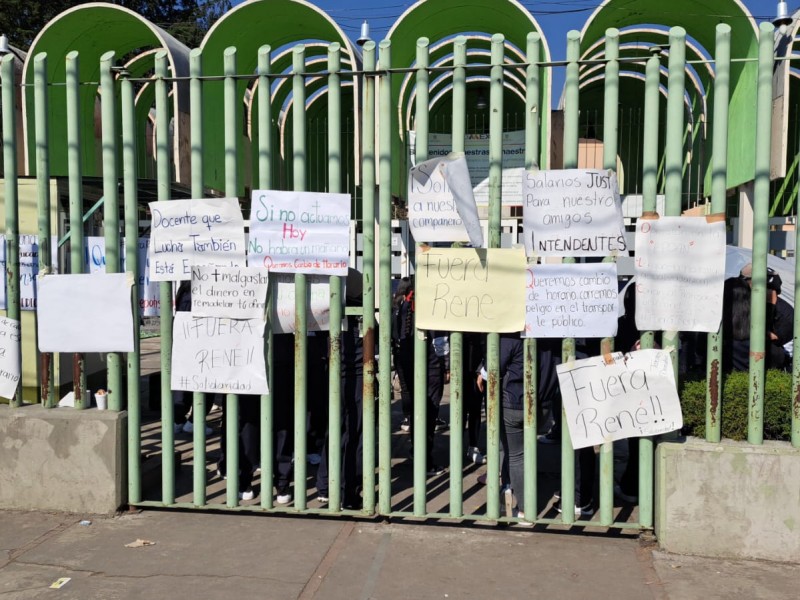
[248,190,351,276]
[522,169,628,258]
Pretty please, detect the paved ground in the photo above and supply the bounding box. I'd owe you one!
[0,508,797,599]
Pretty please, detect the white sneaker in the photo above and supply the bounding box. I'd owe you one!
[514,508,534,526]
[276,493,292,505]
[239,489,255,501]
[467,447,486,465]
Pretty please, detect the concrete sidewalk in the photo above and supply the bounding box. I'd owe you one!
[0,509,797,599]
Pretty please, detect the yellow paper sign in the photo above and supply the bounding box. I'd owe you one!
[415,247,527,333]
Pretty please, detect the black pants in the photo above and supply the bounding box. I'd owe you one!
[218,396,260,492]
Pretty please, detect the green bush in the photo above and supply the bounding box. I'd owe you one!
[680,370,793,441]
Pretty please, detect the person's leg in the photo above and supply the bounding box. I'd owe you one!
[576,446,596,511]
[395,343,414,421]
[173,390,191,426]
[342,374,363,507]
[238,396,259,493]
[273,396,293,500]
[502,407,525,513]
[425,365,444,469]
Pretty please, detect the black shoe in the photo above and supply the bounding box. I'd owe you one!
[537,429,559,445]
[434,418,448,432]
[400,417,410,433]
[426,464,446,476]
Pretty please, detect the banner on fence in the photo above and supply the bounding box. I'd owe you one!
[148,198,246,281]
[522,169,628,257]
[272,273,339,334]
[415,247,526,332]
[556,349,682,449]
[408,153,483,247]
[37,273,135,353]
[248,190,350,276]
[525,263,618,338]
[171,312,269,394]
[409,131,526,205]
[191,266,269,320]
[634,215,726,332]
[0,317,21,400]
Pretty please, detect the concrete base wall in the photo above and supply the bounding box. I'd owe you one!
[0,405,127,515]
[656,437,800,563]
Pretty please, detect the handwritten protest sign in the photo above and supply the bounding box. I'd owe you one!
[171,312,268,394]
[635,216,726,332]
[410,131,526,205]
[249,190,350,276]
[0,317,21,399]
[556,349,682,449]
[191,266,269,319]
[408,153,483,247]
[37,273,134,352]
[271,273,340,334]
[522,169,628,257]
[415,247,526,333]
[525,263,618,338]
[148,198,246,281]
[137,239,160,316]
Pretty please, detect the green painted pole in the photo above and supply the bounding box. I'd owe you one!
[361,41,377,515]
[664,28,686,381]
[748,23,775,445]
[223,47,241,507]
[707,24,731,444]
[155,51,174,504]
[100,51,122,412]
[292,45,309,510]
[412,38,429,517]
[326,43,344,512]
[599,29,620,527]
[486,33,504,521]
[638,53,662,530]
[449,35,467,519]
[1,55,21,408]
[66,51,86,409]
[257,45,276,509]
[378,39,393,516]
[33,53,54,408]
[120,67,142,505]
[523,32,541,522]
[189,48,207,507]
[560,31,581,525]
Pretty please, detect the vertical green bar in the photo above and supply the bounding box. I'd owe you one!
[326,43,343,512]
[189,48,207,506]
[448,36,467,519]
[1,55,21,408]
[121,70,142,504]
[485,33,504,521]
[378,39,393,516]
[707,25,731,444]
[412,39,429,516]
[663,28,686,380]
[560,31,580,525]
[33,53,54,408]
[257,45,276,509]
[222,47,241,507]
[523,32,541,522]
[155,51,175,504]
[292,45,309,510]
[100,52,122,412]
[638,54,662,530]
[66,51,86,409]
[598,29,620,527]
[748,22,775,445]
[361,41,377,515]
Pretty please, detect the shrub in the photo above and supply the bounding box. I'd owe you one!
[680,370,793,441]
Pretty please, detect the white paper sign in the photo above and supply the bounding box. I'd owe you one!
[148,198,246,281]
[408,153,484,247]
[634,216,726,332]
[556,349,682,449]
[248,190,350,276]
[37,273,135,352]
[171,312,269,394]
[522,169,628,257]
[525,263,618,338]
[137,238,161,316]
[272,273,339,334]
[191,266,269,319]
[410,131,526,205]
[0,317,21,399]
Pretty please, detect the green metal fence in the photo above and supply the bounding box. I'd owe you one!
[1,22,798,529]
